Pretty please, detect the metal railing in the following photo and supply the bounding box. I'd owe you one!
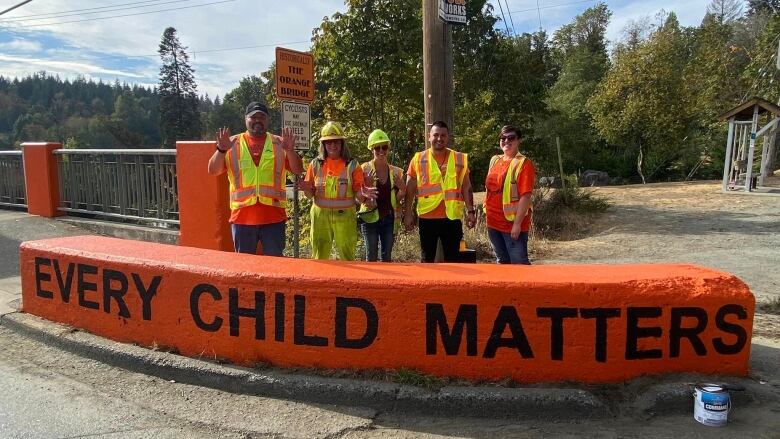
[0,151,27,208]
[55,149,179,226]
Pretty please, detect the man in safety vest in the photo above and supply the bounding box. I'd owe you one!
[403,121,477,263]
[207,102,303,256]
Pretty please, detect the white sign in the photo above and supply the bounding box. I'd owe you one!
[281,101,310,152]
[438,0,466,24]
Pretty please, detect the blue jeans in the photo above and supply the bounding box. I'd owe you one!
[488,228,530,264]
[231,221,286,256]
[360,214,395,262]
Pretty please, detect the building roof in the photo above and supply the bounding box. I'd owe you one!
[719,97,780,121]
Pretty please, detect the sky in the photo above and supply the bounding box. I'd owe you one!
[0,0,716,99]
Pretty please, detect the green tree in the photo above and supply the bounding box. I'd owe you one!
[538,4,612,175]
[588,13,694,182]
[158,27,201,148]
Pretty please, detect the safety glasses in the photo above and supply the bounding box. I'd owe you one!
[373,144,390,151]
[499,134,518,142]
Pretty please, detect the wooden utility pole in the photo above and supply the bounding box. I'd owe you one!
[422,0,454,145]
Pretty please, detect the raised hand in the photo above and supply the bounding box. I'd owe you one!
[281,127,295,151]
[216,127,232,152]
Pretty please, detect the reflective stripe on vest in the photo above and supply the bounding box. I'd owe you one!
[489,154,529,221]
[226,133,287,210]
[414,148,466,219]
[313,159,358,209]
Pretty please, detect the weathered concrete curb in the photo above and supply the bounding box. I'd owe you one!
[1,311,772,420]
[58,217,178,245]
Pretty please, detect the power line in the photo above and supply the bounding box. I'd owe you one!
[0,0,198,23]
[0,0,235,28]
[494,0,512,35]
[0,0,33,16]
[509,0,598,15]
[503,0,516,36]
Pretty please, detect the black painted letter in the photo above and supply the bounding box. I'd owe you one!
[102,268,130,318]
[293,295,328,346]
[77,264,99,310]
[669,307,707,357]
[34,257,53,299]
[713,304,748,355]
[132,273,161,321]
[625,307,663,360]
[228,289,265,340]
[425,304,477,356]
[190,283,223,332]
[537,307,578,360]
[580,308,621,363]
[483,306,534,359]
[335,297,378,349]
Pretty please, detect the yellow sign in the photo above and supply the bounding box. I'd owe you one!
[275,47,314,103]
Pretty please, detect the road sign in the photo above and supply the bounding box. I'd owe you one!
[275,47,315,103]
[281,101,311,152]
[438,0,466,24]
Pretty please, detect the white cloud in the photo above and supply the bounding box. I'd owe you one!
[0,0,344,97]
[0,38,42,52]
[0,54,146,77]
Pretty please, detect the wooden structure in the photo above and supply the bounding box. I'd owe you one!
[719,97,780,193]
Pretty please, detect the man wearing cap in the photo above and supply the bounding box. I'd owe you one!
[207,102,303,256]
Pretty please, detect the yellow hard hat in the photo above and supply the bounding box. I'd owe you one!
[319,121,345,142]
[367,129,390,149]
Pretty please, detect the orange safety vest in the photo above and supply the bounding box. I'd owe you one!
[312,159,359,209]
[225,132,287,210]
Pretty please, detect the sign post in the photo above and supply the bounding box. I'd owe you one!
[276,47,315,258]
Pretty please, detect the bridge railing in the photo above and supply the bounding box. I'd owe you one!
[54,149,179,226]
[0,151,27,208]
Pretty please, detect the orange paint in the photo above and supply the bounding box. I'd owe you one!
[21,142,63,218]
[175,141,233,252]
[20,236,755,383]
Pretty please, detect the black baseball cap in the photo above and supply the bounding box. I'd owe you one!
[245,102,268,117]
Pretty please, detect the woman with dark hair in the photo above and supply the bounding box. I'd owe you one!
[300,121,376,260]
[484,125,535,264]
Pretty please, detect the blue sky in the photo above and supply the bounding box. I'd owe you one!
[0,0,717,98]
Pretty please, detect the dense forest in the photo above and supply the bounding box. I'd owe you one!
[1,0,778,186]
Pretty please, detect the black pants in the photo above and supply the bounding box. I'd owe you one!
[418,217,463,263]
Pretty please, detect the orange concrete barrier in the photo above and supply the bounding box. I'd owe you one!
[175,141,233,252]
[21,142,63,218]
[20,236,754,383]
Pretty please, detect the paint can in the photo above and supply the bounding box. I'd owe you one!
[693,384,731,427]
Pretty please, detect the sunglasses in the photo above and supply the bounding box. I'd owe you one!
[373,144,389,151]
[499,134,518,142]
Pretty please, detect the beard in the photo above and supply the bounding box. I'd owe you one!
[248,123,266,136]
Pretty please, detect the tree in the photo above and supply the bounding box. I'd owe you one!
[158,27,200,148]
[706,0,744,24]
[539,4,612,175]
[588,13,694,182]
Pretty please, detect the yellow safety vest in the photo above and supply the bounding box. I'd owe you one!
[357,160,403,229]
[412,148,467,220]
[225,132,286,210]
[488,153,530,221]
[312,159,359,209]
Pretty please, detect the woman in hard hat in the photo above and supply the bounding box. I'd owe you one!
[299,121,377,260]
[484,125,535,264]
[357,129,406,262]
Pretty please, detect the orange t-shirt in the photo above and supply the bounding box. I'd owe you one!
[304,158,365,197]
[407,150,466,219]
[229,132,291,225]
[485,157,535,232]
